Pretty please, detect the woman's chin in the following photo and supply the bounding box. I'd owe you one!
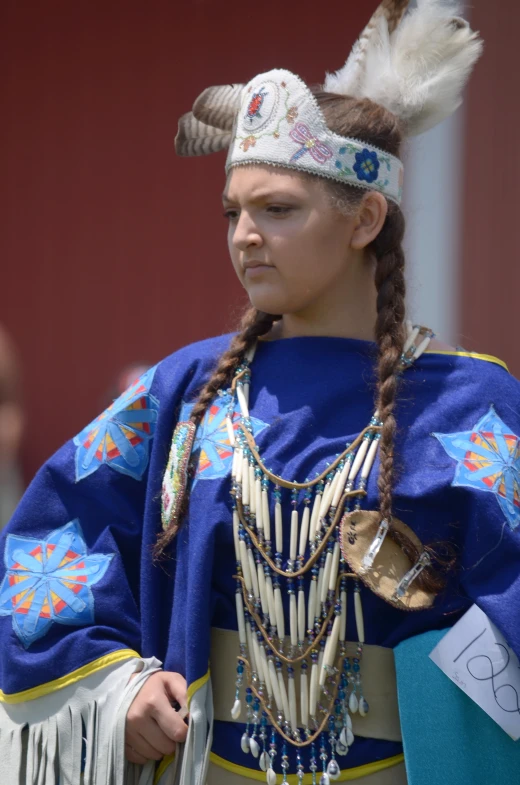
[246,287,289,316]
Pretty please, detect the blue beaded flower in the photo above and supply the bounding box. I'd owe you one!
[353,149,380,183]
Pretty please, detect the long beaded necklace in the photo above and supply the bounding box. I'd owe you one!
[226,324,432,785]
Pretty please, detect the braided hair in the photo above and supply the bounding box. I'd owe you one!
[154,308,281,555]
[157,91,447,591]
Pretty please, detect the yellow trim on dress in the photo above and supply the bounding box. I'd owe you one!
[0,648,140,704]
[155,754,175,783]
[209,752,405,783]
[425,350,509,372]
[187,668,210,706]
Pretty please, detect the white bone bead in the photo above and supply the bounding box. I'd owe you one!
[265,574,276,629]
[309,491,322,543]
[239,539,252,592]
[226,415,236,447]
[258,642,272,697]
[246,623,257,676]
[316,566,325,617]
[361,438,380,481]
[415,334,432,360]
[332,458,353,509]
[237,385,249,418]
[298,505,311,557]
[249,465,256,514]
[233,510,240,563]
[290,509,298,561]
[235,591,247,646]
[288,671,298,733]
[403,324,420,354]
[307,578,317,631]
[232,447,239,479]
[248,548,260,600]
[290,592,298,648]
[339,590,348,642]
[245,343,257,363]
[309,659,319,719]
[262,489,271,543]
[354,590,365,644]
[300,667,309,728]
[318,647,324,682]
[242,457,250,506]
[320,614,341,687]
[277,667,291,726]
[348,438,370,483]
[275,502,283,554]
[257,561,268,617]
[328,542,341,593]
[255,478,263,531]
[321,551,333,606]
[243,382,250,407]
[267,657,283,710]
[327,470,342,512]
[274,586,285,641]
[236,448,243,483]
[318,481,333,522]
[298,588,306,643]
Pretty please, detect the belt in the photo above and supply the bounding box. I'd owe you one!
[209,627,402,743]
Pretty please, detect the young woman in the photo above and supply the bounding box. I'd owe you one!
[1,3,519,785]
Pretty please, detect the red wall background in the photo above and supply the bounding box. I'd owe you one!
[461,1,520,372]
[2,1,518,484]
[1,0,368,481]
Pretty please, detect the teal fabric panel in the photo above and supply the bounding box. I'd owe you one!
[395,629,520,785]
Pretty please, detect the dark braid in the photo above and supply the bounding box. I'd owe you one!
[316,90,449,592]
[154,308,280,556]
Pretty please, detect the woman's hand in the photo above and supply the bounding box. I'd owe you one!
[125,670,188,764]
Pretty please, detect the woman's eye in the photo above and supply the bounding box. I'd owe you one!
[267,205,292,216]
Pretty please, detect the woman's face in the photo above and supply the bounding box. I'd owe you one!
[223,165,361,316]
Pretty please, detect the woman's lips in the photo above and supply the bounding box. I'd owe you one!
[243,260,274,275]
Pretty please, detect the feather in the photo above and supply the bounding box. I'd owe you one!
[358,0,483,135]
[324,0,409,97]
[325,0,482,137]
[192,84,244,131]
[175,112,232,157]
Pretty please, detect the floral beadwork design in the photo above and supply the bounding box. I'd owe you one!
[74,365,159,482]
[240,135,257,152]
[286,106,298,123]
[353,149,380,183]
[289,123,333,164]
[179,392,268,486]
[0,520,114,648]
[434,406,520,530]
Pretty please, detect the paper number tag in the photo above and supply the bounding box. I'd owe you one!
[429,604,520,740]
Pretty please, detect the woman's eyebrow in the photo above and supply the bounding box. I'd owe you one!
[222,190,297,205]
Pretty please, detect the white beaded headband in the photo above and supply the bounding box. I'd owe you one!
[225,69,404,205]
[176,1,482,208]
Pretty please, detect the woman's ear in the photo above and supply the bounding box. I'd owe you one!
[350,192,388,250]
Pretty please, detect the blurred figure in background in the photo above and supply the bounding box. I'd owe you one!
[0,324,24,529]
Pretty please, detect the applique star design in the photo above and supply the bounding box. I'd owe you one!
[0,520,114,648]
[180,393,268,485]
[74,365,159,481]
[434,406,520,530]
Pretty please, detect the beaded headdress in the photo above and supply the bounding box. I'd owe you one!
[176,0,482,205]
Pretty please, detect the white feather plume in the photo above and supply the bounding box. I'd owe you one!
[324,0,483,137]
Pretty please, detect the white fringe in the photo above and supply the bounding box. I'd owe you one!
[0,656,161,785]
[156,677,213,785]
